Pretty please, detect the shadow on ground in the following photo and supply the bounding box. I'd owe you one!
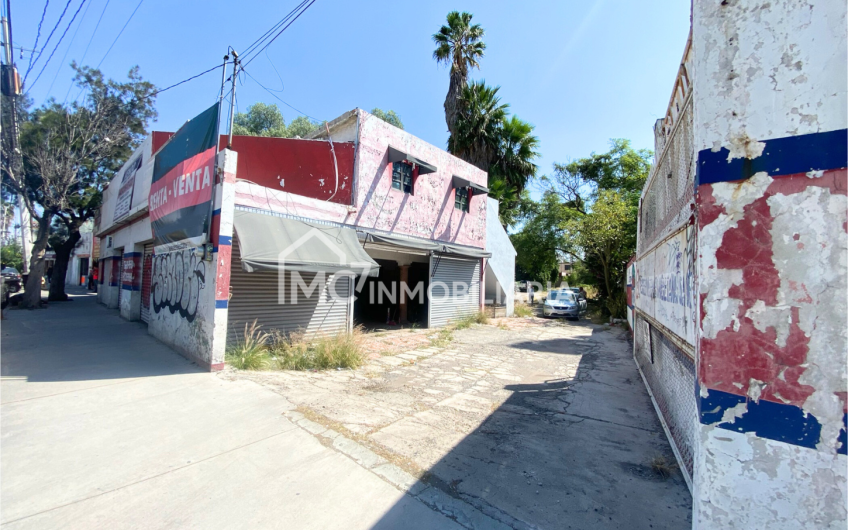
[373,327,692,530]
[1,289,199,386]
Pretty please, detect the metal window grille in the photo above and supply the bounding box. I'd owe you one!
[638,95,694,255]
[455,187,469,212]
[634,313,696,489]
[392,161,413,194]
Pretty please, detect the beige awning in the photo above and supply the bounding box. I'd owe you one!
[233,211,379,276]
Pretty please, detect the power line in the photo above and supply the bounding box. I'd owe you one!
[23,0,75,87]
[25,0,50,76]
[65,0,109,104]
[240,0,316,69]
[96,0,143,68]
[26,0,88,92]
[144,63,228,100]
[239,0,308,61]
[44,0,92,97]
[78,0,108,66]
[242,67,322,122]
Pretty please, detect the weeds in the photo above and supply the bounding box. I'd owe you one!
[650,456,677,479]
[429,327,454,347]
[270,328,365,370]
[513,303,533,318]
[453,311,489,330]
[227,322,364,371]
[225,320,271,370]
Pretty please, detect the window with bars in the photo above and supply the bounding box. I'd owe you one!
[391,161,414,194]
[455,187,469,212]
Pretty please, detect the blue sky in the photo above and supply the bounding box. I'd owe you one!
[12,0,690,189]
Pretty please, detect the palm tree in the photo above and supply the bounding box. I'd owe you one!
[448,80,508,170]
[492,115,539,196]
[432,11,486,137]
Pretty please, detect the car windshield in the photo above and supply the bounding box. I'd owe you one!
[2,267,18,275]
[549,291,575,302]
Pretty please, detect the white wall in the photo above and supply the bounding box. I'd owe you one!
[693,1,847,528]
[484,198,516,316]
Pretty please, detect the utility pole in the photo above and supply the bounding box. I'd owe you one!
[227,50,238,148]
[0,2,28,274]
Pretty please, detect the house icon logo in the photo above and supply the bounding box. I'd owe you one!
[276,226,374,304]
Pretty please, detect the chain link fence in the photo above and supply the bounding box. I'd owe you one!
[634,313,696,487]
[638,96,695,255]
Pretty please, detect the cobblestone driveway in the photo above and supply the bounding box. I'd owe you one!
[222,318,692,529]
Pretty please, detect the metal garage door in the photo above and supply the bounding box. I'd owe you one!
[428,255,481,328]
[140,244,154,323]
[227,237,352,345]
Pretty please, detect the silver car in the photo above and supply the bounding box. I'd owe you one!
[543,290,581,319]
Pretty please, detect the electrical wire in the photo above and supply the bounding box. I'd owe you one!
[23,0,74,87]
[96,0,143,68]
[143,63,228,100]
[241,68,322,122]
[240,0,316,69]
[26,0,88,92]
[66,0,110,103]
[26,0,50,76]
[238,0,309,61]
[45,0,92,97]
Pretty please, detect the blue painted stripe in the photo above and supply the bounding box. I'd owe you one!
[120,284,141,291]
[699,387,848,453]
[213,208,222,216]
[218,235,232,246]
[215,299,228,308]
[123,252,142,258]
[696,128,847,187]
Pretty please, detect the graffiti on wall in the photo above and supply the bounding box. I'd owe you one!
[151,249,206,322]
[635,224,696,345]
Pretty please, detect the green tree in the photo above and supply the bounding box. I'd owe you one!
[286,115,321,138]
[1,239,23,271]
[2,64,157,306]
[232,102,287,137]
[370,108,403,129]
[448,81,508,171]
[432,11,486,137]
[520,139,651,316]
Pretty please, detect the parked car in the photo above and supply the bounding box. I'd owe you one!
[565,287,588,311]
[515,281,527,293]
[1,267,22,293]
[543,290,582,320]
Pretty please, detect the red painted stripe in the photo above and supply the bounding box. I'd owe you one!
[148,148,216,221]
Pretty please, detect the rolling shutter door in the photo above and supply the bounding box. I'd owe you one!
[228,237,352,345]
[428,255,481,328]
[140,244,154,323]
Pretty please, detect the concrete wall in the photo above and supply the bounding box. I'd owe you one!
[147,150,237,371]
[692,1,847,527]
[352,109,487,249]
[238,108,489,250]
[484,197,515,316]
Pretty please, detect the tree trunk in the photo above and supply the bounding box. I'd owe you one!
[444,71,465,138]
[48,230,81,301]
[21,212,52,308]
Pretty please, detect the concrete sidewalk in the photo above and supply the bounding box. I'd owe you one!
[1,290,460,529]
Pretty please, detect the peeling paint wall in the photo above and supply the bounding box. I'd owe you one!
[692,1,847,528]
[147,150,237,371]
[352,109,488,249]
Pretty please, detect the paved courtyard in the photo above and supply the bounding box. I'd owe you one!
[224,317,693,529]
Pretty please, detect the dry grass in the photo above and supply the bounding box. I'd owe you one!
[270,327,365,371]
[513,302,534,318]
[650,455,678,479]
[429,327,454,348]
[225,320,272,370]
[453,311,489,330]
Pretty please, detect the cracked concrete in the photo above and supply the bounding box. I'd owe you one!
[224,319,692,529]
